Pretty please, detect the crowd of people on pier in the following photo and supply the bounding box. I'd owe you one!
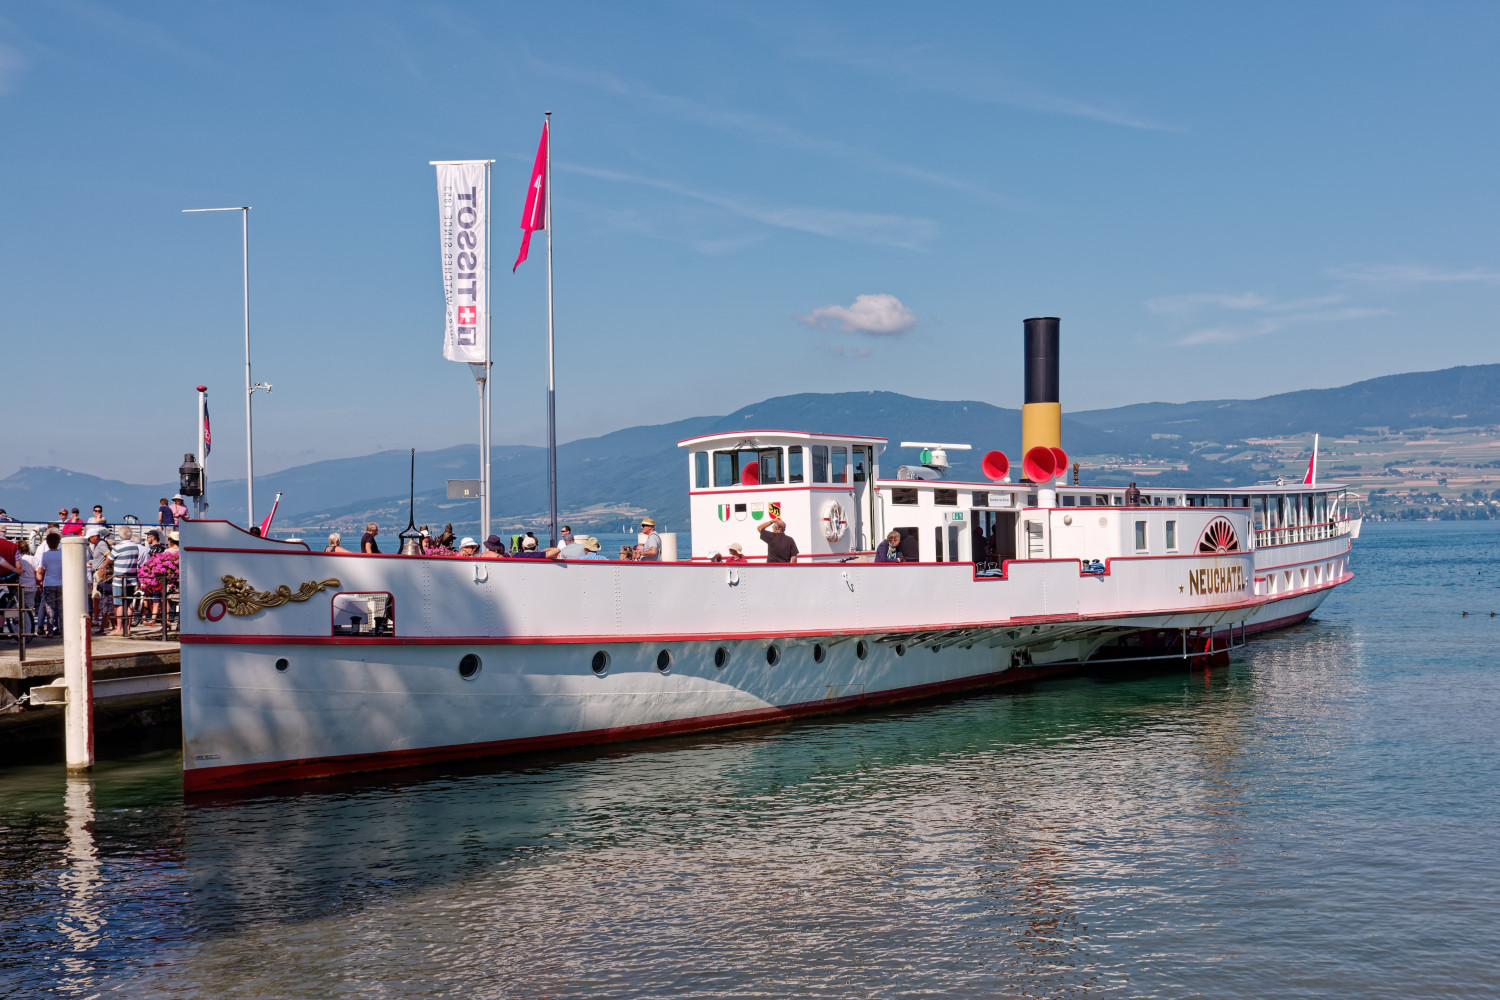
[0,499,185,639]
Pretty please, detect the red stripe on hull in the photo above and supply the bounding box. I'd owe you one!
[183,661,1075,793]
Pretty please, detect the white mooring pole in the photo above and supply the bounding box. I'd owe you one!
[59,536,94,770]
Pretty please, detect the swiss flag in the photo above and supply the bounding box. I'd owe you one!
[457,305,477,325]
[514,121,548,272]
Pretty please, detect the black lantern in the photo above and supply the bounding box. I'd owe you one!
[179,453,204,498]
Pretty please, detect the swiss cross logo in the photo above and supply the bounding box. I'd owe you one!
[457,305,477,325]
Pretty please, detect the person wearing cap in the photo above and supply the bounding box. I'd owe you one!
[576,536,609,561]
[85,524,113,629]
[481,535,509,559]
[558,525,586,559]
[61,508,84,536]
[725,541,748,564]
[457,537,481,557]
[635,516,662,561]
[513,535,562,560]
[758,518,799,564]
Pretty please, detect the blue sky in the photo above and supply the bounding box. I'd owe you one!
[3,2,1499,483]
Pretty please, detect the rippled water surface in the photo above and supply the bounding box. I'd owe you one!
[4,521,1499,998]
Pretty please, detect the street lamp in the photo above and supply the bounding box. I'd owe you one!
[183,205,265,526]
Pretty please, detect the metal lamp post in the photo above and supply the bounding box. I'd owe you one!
[183,206,268,527]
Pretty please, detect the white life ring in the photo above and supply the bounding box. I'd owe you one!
[822,501,849,543]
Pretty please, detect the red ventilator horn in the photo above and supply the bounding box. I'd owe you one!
[981,450,1010,481]
[741,462,760,486]
[1022,446,1056,483]
[1049,448,1068,477]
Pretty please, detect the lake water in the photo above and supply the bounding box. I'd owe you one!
[3,522,1499,998]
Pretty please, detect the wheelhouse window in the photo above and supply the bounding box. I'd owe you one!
[1165,520,1177,551]
[1061,495,1076,507]
[852,446,869,482]
[892,488,919,505]
[788,446,804,484]
[1134,520,1147,552]
[811,445,830,483]
[934,489,958,506]
[713,450,737,487]
[1079,495,1093,506]
[693,451,709,489]
[972,492,989,507]
[832,447,849,483]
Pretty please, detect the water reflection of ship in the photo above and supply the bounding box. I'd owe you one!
[152,664,1316,995]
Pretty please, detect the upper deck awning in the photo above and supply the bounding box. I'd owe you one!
[677,429,888,448]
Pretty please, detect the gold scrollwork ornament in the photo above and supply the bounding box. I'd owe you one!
[197,575,342,621]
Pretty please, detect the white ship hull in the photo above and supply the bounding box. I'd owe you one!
[179,518,1351,791]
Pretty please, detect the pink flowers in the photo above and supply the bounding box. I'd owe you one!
[139,549,179,595]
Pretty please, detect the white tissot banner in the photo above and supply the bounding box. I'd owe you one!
[435,161,488,363]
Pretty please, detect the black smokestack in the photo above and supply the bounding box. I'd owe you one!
[1023,317,1060,404]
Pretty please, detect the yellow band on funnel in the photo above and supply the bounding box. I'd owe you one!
[1022,402,1061,454]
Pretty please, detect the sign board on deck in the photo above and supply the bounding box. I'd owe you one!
[447,479,482,499]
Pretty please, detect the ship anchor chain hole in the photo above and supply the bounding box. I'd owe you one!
[274,657,289,672]
[856,640,868,660]
[656,649,673,673]
[713,647,730,669]
[812,643,826,663]
[766,645,781,666]
[591,651,610,676]
[458,653,482,680]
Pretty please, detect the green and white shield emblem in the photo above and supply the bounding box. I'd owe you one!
[750,503,765,522]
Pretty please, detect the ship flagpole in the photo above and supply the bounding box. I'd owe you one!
[544,110,559,546]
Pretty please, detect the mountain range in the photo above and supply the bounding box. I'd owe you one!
[4,363,1497,536]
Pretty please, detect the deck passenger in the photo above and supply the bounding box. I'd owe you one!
[457,537,480,557]
[619,546,636,561]
[759,518,799,564]
[482,535,509,559]
[325,532,351,553]
[361,522,381,553]
[558,525,587,559]
[875,530,904,563]
[576,536,609,560]
[725,542,748,564]
[636,517,662,561]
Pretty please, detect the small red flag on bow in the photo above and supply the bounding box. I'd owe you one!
[514,122,548,272]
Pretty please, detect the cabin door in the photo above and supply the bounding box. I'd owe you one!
[851,446,872,550]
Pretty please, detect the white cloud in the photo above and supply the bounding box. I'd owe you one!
[1329,263,1500,286]
[1172,307,1388,347]
[560,163,937,251]
[798,294,917,337]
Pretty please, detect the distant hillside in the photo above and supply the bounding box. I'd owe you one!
[1071,364,1500,443]
[6,364,1495,535]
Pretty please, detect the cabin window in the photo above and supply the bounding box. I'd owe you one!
[1187,495,1203,507]
[933,526,944,562]
[758,448,784,485]
[972,492,989,507]
[811,445,829,483]
[832,447,849,483]
[934,489,958,506]
[714,450,737,487]
[788,446,804,484]
[1165,520,1177,551]
[892,488,919,505]
[1078,495,1093,506]
[1252,496,1267,531]
[1061,495,1076,507]
[333,592,395,636]
[1112,496,1124,506]
[1026,493,1039,507]
[1165,497,1176,506]
[1134,521,1147,552]
[1233,496,1249,507]
[1095,494,1109,506]
[853,446,869,482]
[1209,495,1228,508]
[693,451,709,489]
[893,527,920,562]
[1315,493,1328,523]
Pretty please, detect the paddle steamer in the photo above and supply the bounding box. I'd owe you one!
[179,318,1358,790]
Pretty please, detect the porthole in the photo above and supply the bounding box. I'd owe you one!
[458,653,482,680]
[895,643,907,657]
[591,650,610,676]
[855,640,868,660]
[274,657,289,672]
[766,645,781,666]
[656,649,673,673]
[812,643,826,663]
[713,646,730,669]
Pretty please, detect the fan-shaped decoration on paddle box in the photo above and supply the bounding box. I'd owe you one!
[1198,517,1240,554]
